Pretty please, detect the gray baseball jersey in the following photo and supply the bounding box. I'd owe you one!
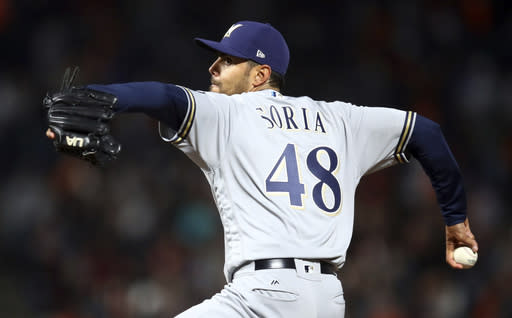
[160,87,416,282]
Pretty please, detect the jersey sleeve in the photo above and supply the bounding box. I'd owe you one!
[159,88,235,170]
[158,86,197,144]
[348,106,416,177]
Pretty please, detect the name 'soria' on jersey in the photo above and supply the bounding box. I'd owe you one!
[159,87,416,281]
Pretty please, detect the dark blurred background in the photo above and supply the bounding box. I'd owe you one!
[0,0,511,317]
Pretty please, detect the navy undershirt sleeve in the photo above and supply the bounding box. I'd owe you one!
[407,115,467,226]
[87,82,188,131]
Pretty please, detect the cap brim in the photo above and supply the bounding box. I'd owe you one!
[194,38,249,60]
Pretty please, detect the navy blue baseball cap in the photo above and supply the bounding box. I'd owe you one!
[195,21,290,75]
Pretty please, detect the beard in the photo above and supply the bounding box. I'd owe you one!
[209,79,249,95]
[209,66,252,95]
[209,80,221,93]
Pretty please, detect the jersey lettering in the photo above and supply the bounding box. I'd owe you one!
[256,107,274,128]
[269,105,283,128]
[256,106,327,133]
[282,106,299,130]
[301,108,310,130]
[315,113,326,133]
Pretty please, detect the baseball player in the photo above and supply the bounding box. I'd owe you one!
[45,21,479,317]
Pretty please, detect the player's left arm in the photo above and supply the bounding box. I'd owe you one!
[406,115,479,269]
[87,82,189,131]
[86,82,233,169]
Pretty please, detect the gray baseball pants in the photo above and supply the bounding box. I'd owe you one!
[175,259,345,318]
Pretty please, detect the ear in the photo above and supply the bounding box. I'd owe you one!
[251,64,272,88]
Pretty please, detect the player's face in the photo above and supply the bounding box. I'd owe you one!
[208,54,253,95]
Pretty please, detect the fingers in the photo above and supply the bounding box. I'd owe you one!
[459,228,478,251]
[446,249,463,269]
[464,219,479,252]
[446,219,479,251]
[445,236,463,269]
[445,218,479,269]
[465,233,478,253]
[46,128,55,139]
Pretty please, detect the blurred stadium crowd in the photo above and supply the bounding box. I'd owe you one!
[0,0,511,317]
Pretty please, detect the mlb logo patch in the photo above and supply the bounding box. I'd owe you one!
[305,265,314,273]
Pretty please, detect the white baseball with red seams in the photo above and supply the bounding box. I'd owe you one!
[453,246,478,268]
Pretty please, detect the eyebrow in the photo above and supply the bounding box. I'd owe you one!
[218,54,247,64]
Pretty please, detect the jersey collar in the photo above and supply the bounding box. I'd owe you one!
[258,89,283,98]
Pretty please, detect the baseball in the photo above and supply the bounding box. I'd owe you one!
[453,246,478,268]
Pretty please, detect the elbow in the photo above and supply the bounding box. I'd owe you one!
[418,115,442,136]
[408,115,444,159]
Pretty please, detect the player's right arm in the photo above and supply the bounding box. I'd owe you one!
[406,115,478,269]
[346,105,478,269]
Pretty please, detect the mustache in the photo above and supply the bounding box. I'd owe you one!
[209,79,221,92]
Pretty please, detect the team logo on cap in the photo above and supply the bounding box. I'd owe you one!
[224,24,243,38]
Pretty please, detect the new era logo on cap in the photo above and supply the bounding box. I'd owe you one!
[194,21,290,75]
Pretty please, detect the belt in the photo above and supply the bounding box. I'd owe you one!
[254,258,337,275]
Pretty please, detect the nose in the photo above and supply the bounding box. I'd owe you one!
[209,57,221,77]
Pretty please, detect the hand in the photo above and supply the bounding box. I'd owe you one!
[46,128,55,139]
[44,66,121,166]
[445,218,478,269]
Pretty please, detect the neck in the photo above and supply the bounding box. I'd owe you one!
[250,83,279,92]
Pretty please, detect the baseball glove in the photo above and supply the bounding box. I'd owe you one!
[44,67,121,165]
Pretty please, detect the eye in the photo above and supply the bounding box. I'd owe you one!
[224,57,233,65]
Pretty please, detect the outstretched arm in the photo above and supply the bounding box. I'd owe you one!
[407,115,478,269]
[87,82,189,130]
[47,81,190,140]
